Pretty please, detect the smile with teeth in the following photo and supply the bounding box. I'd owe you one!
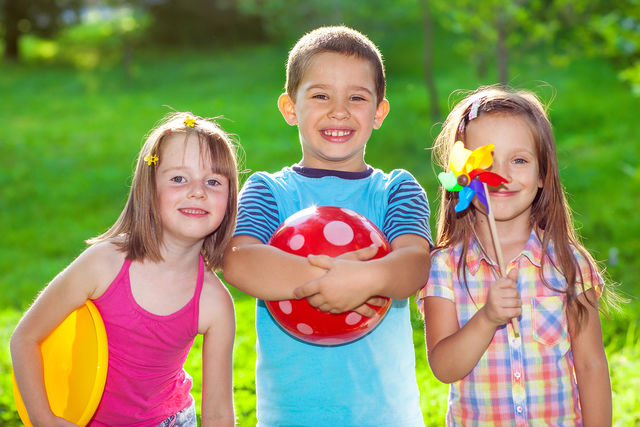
[322,129,353,137]
[180,208,208,215]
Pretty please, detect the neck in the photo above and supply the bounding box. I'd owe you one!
[156,237,204,272]
[473,211,532,266]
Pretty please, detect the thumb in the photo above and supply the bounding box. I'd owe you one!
[507,268,518,282]
[307,254,333,270]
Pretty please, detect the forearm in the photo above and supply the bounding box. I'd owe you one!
[10,334,56,425]
[222,239,324,300]
[369,238,431,299]
[428,307,496,383]
[576,357,612,426]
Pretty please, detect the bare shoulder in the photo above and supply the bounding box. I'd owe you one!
[79,239,128,298]
[198,270,235,335]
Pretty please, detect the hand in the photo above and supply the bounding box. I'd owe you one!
[480,269,522,327]
[294,252,378,313]
[352,296,389,318]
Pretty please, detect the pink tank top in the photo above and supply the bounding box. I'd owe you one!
[89,256,204,426]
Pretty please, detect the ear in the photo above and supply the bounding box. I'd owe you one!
[278,93,298,126]
[373,98,390,129]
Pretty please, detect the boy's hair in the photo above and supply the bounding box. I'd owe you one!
[433,85,619,320]
[285,25,386,104]
[89,112,239,271]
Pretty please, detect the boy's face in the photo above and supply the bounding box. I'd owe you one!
[278,51,389,172]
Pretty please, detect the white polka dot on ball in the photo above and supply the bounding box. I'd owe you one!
[296,323,314,335]
[370,230,383,247]
[288,234,305,251]
[323,221,354,246]
[345,312,362,325]
[279,301,293,314]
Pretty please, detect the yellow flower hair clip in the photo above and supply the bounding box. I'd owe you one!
[184,116,197,127]
[144,154,159,166]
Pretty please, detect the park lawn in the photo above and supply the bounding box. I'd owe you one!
[1,42,639,425]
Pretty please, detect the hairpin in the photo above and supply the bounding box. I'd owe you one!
[144,154,159,166]
[457,97,483,135]
[184,116,197,127]
[468,98,481,121]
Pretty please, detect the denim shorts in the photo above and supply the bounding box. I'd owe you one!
[156,401,197,427]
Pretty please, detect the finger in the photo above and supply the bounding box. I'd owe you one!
[307,254,334,270]
[340,244,378,261]
[507,268,518,281]
[293,281,320,299]
[365,296,388,307]
[353,304,376,317]
[305,294,324,308]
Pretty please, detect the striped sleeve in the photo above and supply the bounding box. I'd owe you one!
[383,179,432,245]
[234,178,280,244]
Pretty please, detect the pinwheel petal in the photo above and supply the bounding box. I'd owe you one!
[477,170,508,186]
[469,179,488,212]
[449,141,472,176]
[438,171,462,191]
[466,144,494,171]
[455,186,476,212]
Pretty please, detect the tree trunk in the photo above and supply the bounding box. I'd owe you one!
[420,0,441,121]
[3,0,26,61]
[496,11,509,86]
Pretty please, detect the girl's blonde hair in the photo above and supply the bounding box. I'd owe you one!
[89,112,239,271]
[433,85,618,320]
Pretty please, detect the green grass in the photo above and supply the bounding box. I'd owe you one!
[1,40,639,425]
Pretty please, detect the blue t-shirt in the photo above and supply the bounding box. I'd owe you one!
[235,166,432,427]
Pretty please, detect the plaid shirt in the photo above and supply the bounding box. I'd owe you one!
[417,229,602,426]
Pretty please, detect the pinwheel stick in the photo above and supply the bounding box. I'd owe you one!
[482,183,521,338]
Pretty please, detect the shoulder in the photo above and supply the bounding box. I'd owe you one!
[78,238,126,299]
[198,271,235,334]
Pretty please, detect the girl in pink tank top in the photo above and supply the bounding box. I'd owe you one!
[11,112,239,426]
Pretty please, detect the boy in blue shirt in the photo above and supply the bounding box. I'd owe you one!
[223,26,432,426]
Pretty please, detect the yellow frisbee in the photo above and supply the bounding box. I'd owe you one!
[13,300,108,426]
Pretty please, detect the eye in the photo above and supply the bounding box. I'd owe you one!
[207,178,221,186]
[350,95,366,102]
[513,158,528,165]
[312,94,329,100]
[171,176,186,183]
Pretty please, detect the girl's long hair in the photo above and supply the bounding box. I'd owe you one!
[88,112,239,271]
[433,85,620,322]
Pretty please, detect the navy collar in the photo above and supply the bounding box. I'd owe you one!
[292,165,374,180]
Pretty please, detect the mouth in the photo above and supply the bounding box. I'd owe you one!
[320,128,354,142]
[489,190,516,197]
[179,208,209,217]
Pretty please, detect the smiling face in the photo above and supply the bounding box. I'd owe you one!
[465,113,542,227]
[155,133,229,247]
[278,51,389,172]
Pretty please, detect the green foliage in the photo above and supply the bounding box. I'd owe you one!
[1,21,639,425]
[17,6,148,69]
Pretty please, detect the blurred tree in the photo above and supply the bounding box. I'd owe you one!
[420,0,441,121]
[140,0,265,46]
[1,0,84,61]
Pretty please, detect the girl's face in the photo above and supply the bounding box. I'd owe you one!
[465,113,542,227]
[155,133,229,246]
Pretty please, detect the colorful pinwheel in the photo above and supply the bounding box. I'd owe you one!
[438,141,508,212]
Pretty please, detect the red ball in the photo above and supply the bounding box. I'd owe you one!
[266,206,392,345]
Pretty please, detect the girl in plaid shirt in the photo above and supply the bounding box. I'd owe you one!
[419,86,617,426]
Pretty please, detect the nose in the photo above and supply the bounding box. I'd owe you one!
[188,181,207,199]
[328,99,350,120]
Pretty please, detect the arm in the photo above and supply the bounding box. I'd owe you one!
[295,234,431,313]
[424,270,521,383]
[569,288,611,427]
[199,275,236,427]
[222,235,326,300]
[10,242,118,426]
